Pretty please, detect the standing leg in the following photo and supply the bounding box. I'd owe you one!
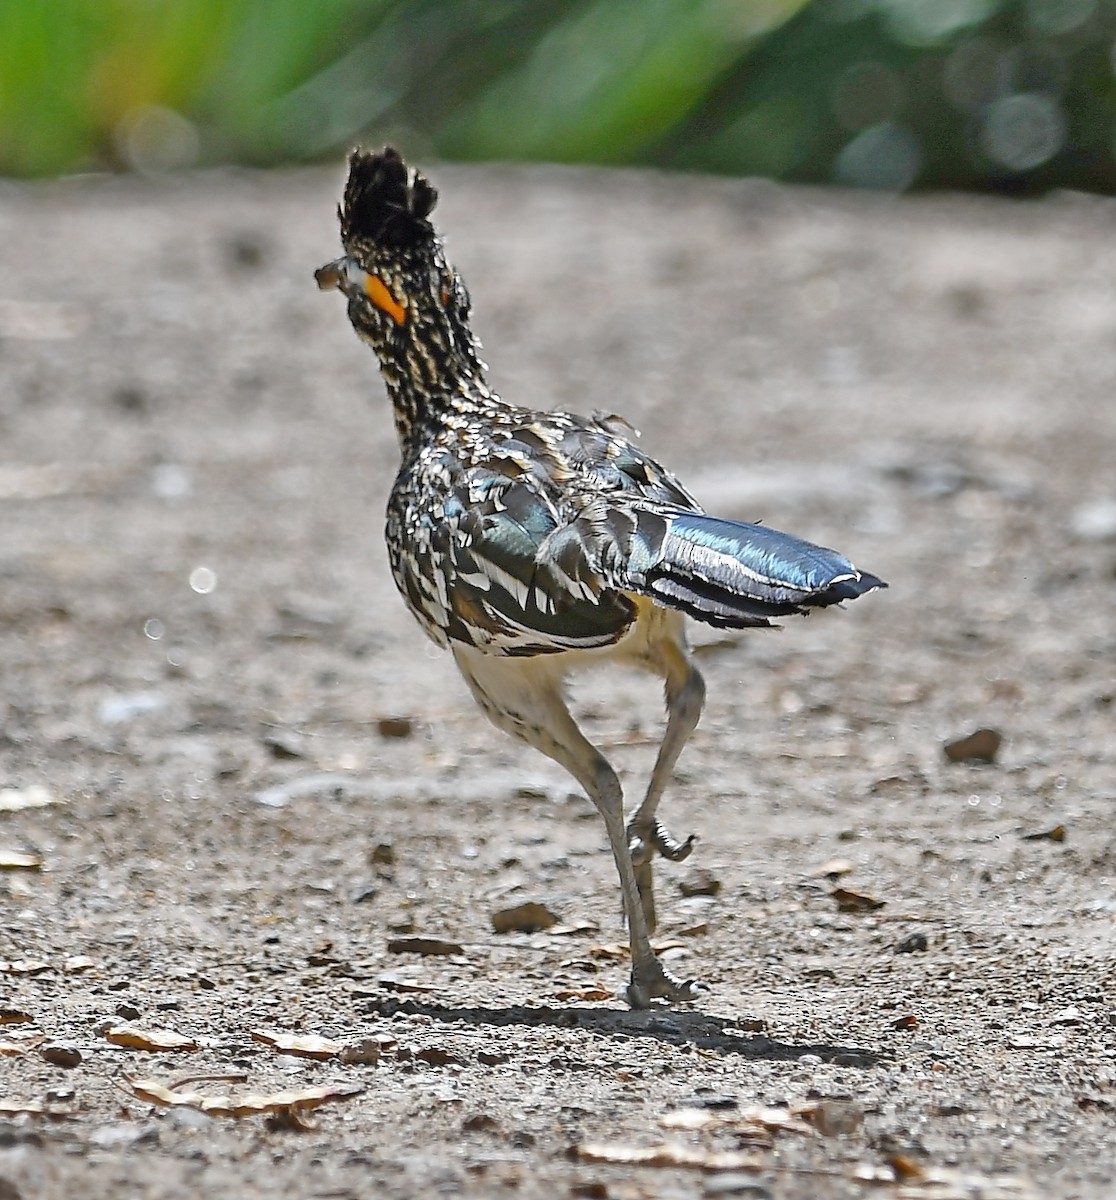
[454,647,703,1006]
[627,632,706,932]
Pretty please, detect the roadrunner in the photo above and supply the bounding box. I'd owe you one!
[316,148,885,1007]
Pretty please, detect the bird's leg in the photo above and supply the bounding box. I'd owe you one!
[627,638,706,933]
[453,648,703,1007]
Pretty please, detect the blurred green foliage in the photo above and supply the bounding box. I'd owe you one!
[3,0,1116,192]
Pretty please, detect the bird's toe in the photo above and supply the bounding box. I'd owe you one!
[628,956,706,1008]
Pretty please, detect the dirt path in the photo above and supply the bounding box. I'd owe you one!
[1,163,1114,1198]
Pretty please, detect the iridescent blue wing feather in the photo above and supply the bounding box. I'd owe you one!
[630,511,885,628]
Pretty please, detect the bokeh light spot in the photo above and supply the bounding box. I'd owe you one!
[834,121,922,191]
[115,105,200,174]
[981,92,1066,170]
[879,0,1000,47]
[143,618,165,641]
[189,566,217,595]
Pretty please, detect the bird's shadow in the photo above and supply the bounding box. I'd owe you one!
[362,995,885,1067]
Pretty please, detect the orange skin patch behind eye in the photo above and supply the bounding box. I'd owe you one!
[364,274,407,325]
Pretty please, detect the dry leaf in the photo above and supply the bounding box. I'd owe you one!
[386,935,465,957]
[1021,824,1066,843]
[250,1030,342,1060]
[547,920,599,937]
[661,1106,813,1137]
[0,1007,32,1025]
[3,960,50,976]
[0,851,43,871]
[491,902,557,934]
[105,1024,198,1052]
[831,887,885,913]
[888,1152,926,1181]
[552,985,614,1002]
[809,857,854,879]
[0,1034,44,1056]
[64,955,97,973]
[0,786,54,812]
[376,973,436,994]
[125,1074,363,1120]
[0,1099,45,1116]
[577,1141,762,1171]
[589,942,628,960]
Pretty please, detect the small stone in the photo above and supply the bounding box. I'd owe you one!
[704,1174,772,1197]
[387,935,464,957]
[262,731,306,760]
[463,1113,500,1133]
[478,1050,510,1066]
[89,1122,159,1150]
[114,1002,141,1021]
[943,728,1001,764]
[809,1099,864,1137]
[491,901,557,933]
[377,716,413,739]
[415,1046,463,1066]
[831,887,885,913]
[39,1043,82,1069]
[679,868,721,898]
[895,932,928,953]
[163,1106,213,1129]
[370,842,396,866]
[683,1093,738,1110]
[340,1038,385,1065]
[1051,1006,1082,1026]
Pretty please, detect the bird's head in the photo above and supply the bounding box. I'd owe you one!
[315,146,473,348]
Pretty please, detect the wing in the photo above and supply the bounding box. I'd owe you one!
[402,462,637,657]
[541,499,886,630]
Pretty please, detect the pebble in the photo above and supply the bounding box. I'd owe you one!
[491,901,557,933]
[1051,1006,1082,1026]
[943,728,1002,764]
[39,1043,82,1069]
[704,1174,771,1197]
[810,1099,864,1137]
[88,1122,159,1150]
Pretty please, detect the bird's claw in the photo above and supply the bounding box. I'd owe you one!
[628,819,696,866]
[626,958,706,1009]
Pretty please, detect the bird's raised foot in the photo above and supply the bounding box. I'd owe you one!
[626,956,706,1010]
[628,819,696,867]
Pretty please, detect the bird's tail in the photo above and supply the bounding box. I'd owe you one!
[619,510,886,629]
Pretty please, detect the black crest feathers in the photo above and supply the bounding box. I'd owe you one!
[340,146,438,251]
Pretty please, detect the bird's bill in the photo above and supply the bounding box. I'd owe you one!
[314,256,408,326]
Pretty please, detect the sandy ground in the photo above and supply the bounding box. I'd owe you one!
[1,161,1115,1199]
